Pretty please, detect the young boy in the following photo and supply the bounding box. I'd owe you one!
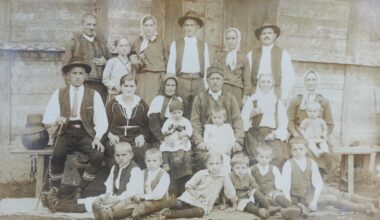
[100,148,171,220]
[250,145,301,219]
[229,153,274,218]
[89,142,143,219]
[298,102,329,157]
[283,137,379,216]
[204,107,235,172]
[159,151,237,219]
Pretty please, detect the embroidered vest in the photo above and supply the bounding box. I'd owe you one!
[251,45,282,96]
[113,160,138,195]
[56,87,96,137]
[289,158,314,199]
[175,38,205,76]
[251,164,276,195]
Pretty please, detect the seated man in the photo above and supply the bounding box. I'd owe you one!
[42,60,108,212]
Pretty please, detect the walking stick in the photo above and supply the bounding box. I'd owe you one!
[35,123,64,210]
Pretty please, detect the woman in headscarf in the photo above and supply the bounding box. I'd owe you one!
[213,27,251,107]
[148,76,192,196]
[131,15,167,104]
[287,70,334,174]
[104,75,150,169]
[241,74,289,168]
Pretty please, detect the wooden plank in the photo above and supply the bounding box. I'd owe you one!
[347,154,354,193]
[11,147,53,156]
[368,152,376,173]
[35,154,46,198]
[332,146,380,154]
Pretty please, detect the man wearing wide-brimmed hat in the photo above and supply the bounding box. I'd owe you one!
[62,13,111,103]
[191,65,244,172]
[166,10,210,118]
[42,60,108,212]
[247,23,295,103]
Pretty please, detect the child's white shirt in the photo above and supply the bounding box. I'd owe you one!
[160,117,192,152]
[203,123,235,155]
[143,168,170,200]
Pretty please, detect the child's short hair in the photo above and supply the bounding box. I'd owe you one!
[114,37,130,47]
[289,137,308,148]
[169,99,183,112]
[114,142,133,154]
[145,148,162,160]
[306,102,322,112]
[230,153,249,167]
[211,106,227,117]
[256,144,273,157]
[204,150,223,164]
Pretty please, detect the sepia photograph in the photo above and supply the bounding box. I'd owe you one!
[0,0,379,219]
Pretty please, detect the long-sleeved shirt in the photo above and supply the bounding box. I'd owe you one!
[104,164,143,200]
[143,168,170,200]
[42,85,108,139]
[102,57,134,94]
[204,123,235,155]
[160,117,193,152]
[282,158,323,201]
[178,169,236,213]
[247,44,295,101]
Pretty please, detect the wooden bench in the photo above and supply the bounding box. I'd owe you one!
[333,146,380,194]
[10,147,53,198]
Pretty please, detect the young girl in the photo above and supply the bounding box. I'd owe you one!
[132,15,167,104]
[102,37,139,104]
[159,151,237,219]
[298,102,329,157]
[160,99,193,195]
[203,107,235,172]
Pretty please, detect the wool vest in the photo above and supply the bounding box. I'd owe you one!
[251,164,276,195]
[251,45,282,96]
[112,160,138,195]
[143,169,166,194]
[175,38,205,75]
[289,158,314,199]
[71,33,108,80]
[56,87,96,137]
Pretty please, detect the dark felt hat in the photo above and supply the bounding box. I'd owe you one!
[178,10,203,27]
[61,59,92,75]
[21,114,46,134]
[254,22,281,39]
[206,65,224,78]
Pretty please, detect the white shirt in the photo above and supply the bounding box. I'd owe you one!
[208,89,222,101]
[42,85,108,139]
[282,158,324,201]
[104,164,143,200]
[102,57,133,94]
[247,45,295,101]
[167,37,210,87]
[83,33,95,43]
[143,169,170,200]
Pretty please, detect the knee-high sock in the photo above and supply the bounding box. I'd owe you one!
[167,207,205,219]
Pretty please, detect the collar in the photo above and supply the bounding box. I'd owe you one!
[83,33,95,42]
[69,85,84,92]
[208,89,222,97]
[257,164,270,175]
[262,44,274,51]
[118,161,131,169]
[184,36,197,42]
[115,94,141,109]
[205,169,226,177]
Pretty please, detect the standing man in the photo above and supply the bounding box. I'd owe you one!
[191,66,244,171]
[247,23,295,103]
[42,60,108,205]
[62,13,111,103]
[167,10,209,117]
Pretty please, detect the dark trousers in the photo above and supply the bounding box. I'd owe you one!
[165,199,205,219]
[50,125,103,188]
[176,76,204,118]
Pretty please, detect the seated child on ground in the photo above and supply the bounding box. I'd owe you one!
[159,151,237,219]
[250,145,301,219]
[88,142,143,218]
[230,153,276,218]
[160,99,193,195]
[99,148,171,220]
[298,102,329,157]
[282,137,379,216]
[204,107,235,172]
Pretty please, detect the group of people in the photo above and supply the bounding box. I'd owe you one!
[39,10,379,220]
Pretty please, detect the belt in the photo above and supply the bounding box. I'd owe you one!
[177,72,202,79]
[67,121,83,129]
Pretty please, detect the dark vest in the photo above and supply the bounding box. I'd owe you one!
[143,169,166,194]
[289,158,314,199]
[113,160,138,195]
[251,164,276,195]
[175,38,205,75]
[251,45,282,96]
[56,86,96,137]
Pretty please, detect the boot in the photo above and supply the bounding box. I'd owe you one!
[46,187,59,213]
[56,200,86,213]
[281,207,301,220]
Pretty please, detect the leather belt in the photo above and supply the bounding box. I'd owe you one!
[177,72,202,79]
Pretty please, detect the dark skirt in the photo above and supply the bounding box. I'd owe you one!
[163,150,193,180]
[244,126,289,169]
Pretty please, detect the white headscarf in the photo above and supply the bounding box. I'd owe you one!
[299,70,321,110]
[139,15,158,52]
[224,27,241,71]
